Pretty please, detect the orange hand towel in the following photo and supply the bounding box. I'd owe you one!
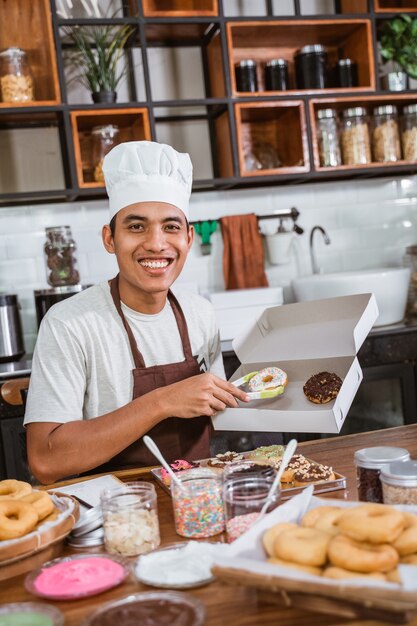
[220,214,269,290]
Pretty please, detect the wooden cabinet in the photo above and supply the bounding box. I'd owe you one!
[1,0,417,205]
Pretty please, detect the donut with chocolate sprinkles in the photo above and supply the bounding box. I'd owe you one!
[303,371,342,404]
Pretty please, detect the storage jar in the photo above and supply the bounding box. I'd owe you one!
[235,59,258,92]
[335,58,358,88]
[101,482,160,556]
[265,59,288,91]
[341,106,371,165]
[295,44,328,89]
[171,470,224,538]
[381,460,417,505]
[44,226,80,288]
[91,124,120,183]
[0,47,34,103]
[401,104,417,161]
[372,104,401,162]
[354,446,410,503]
[316,108,341,167]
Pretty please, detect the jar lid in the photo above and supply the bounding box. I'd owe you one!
[337,58,354,66]
[0,47,26,58]
[354,446,410,469]
[266,58,287,67]
[373,104,398,116]
[317,108,337,119]
[343,106,368,118]
[403,104,417,115]
[71,505,103,537]
[236,59,256,68]
[297,44,327,55]
[380,460,417,487]
[67,527,104,548]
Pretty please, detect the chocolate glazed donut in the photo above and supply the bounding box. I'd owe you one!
[303,371,342,404]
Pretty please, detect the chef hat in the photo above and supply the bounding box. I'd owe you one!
[103,140,193,220]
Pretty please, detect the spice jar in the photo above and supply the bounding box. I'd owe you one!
[380,460,417,505]
[335,58,358,88]
[265,59,289,91]
[44,226,80,287]
[401,104,417,161]
[171,470,225,538]
[405,245,417,316]
[354,446,410,503]
[0,47,34,103]
[316,108,342,167]
[341,106,371,165]
[295,44,328,89]
[372,104,401,162]
[91,124,119,183]
[101,482,160,557]
[235,59,258,92]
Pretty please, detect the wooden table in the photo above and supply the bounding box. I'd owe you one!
[2,425,417,626]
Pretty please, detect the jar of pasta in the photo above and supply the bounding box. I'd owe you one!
[372,105,401,162]
[341,107,371,165]
[316,108,341,167]
[401,104,417,161]
[91,124,119,183]
[0,47,34,103]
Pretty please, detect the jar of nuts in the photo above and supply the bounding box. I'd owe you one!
[91,124,120,183]
[372,104,401,163]
[380,460,417,505]
[0,47,34,103]
[401,104,417,161]
[341,107,371,165]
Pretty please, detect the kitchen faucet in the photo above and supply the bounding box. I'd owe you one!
[310,226,331,275]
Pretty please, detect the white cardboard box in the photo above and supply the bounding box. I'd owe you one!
[212,293,379,434]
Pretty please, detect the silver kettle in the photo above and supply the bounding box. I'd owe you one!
[0,294,25,363]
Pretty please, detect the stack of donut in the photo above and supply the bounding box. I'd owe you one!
[0,479,56,541]
[263,502,417,582]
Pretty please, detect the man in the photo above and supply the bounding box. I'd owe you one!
[25,141,249,484]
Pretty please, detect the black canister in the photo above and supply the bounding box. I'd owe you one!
[235,59,258,92]
[336,58,358,88]
[265,59,289,91]
[295,44,328,89]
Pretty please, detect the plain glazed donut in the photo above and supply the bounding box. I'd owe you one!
[401,554,417,565]
[337,503,405,544]
[301,506,341,528]
[313,508,344,536]
[262,523,298,557]
[0,500,38,540]
[274,527,331,567]
[393,513,417,556]
[21,491,54,521]
[0,479,32,501]
[268,557,322,577]
[328,534,399,573]
[323,566,387,581]
[248,367,288,392]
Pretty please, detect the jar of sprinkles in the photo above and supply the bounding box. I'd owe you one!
[171,470,225,538]
[381,460,417,505]
[354,447,410,503]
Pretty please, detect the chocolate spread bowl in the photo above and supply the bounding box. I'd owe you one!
[81,591,205,626]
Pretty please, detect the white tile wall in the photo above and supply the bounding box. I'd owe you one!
[1,173,417,354]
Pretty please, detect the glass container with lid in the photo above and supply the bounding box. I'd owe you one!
[295,44,328,89]
[341,106,371,165]
[0,47,34,103]
[405,244,417,316]
[380,460,417,505]
[316,108,341,167]
[91,124,119,183]
[171,470,224,538]
[354,446,410,503]
[372,104,401,162]
[235,59,258,92]
[265,59,288,91]
[401,103,417,161]
[335,58,358,88]
[44,226,80,288]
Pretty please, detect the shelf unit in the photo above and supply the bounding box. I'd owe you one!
[1,0,417,206]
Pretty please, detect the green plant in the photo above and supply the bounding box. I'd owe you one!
[380,14,417,79]
[64,23,135,93]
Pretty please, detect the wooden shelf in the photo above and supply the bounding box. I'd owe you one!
[375,0,417,11]
[339,0,368,12]
[0,0,60,106]
[70,109,151,188]
[142,0,218,17]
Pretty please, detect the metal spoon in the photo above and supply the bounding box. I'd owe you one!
[143,435,183,488]
[258,438,298,521]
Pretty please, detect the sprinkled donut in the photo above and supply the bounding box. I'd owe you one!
[248,367,288,392]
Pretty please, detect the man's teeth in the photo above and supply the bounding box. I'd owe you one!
[139,259,170,268]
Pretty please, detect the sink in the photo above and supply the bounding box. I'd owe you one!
[292,267,411,326]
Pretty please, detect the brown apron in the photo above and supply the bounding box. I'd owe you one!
[95,275,211,471]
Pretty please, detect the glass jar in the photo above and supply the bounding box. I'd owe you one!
[223,476,279,542]
[171,470,224,538]
[222,459,277,484]
[341,107,371,165]
[100,482,160,557]
[0,47,34,103]
[265,59,289,91]
[401,104,417,161]
[316,108,342,167]
[354,446,410,503]
[91,124,119,183]
[405,245,417,316]
[335,58,358,88]
[295,44,328,89]
[380,460,417,505]
[235,59,258,92]
[44,226,80,288]
[372,104,401,163]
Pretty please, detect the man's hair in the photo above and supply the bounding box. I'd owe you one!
[109,214,190,237]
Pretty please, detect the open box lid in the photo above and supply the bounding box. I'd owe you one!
[232,293,379,363]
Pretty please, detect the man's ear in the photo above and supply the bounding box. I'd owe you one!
[187,224,194,251]
[102,224,115,254]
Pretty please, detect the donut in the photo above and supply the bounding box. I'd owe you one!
[21,490,54,521]
[39,507,59,525]
[0,500,39,540]
[323,566,387,581]
[393,512,417,556]
[206,451,244,472]
[336,503,405,544]
[268,557,322,577]
[292,463,335,487]
[328,534,399,573]
[273,526,331,567]
[401,554,417,565]
[248,445,285,465]
[303,372,342,404]
[276,454,311,483]
[301,506,341,529]
[160,459,200,486]
[386,569,402,584]
[262,522,298,557]
[248,367,288,392]
[0,479,32,500]
[312,508,344,536]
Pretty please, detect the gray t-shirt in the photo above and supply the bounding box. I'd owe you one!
[24,282,225,425]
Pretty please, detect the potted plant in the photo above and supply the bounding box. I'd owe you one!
[64,23,135,103]
[380,14,417,91]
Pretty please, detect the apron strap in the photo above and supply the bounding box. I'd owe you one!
[167,290,194,361]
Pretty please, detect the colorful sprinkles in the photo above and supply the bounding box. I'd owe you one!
[172,477,225,538]
[226,512,260,542]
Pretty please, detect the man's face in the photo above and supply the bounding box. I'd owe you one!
[103,202,193,298]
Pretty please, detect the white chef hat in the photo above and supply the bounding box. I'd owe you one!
[102,140,193,220]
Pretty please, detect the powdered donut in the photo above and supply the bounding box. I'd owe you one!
[248,367,288,392]
[337,503,405,544]
[274,526,331,567]
[262,522,298,557]
[0,479,32,500]
[21,490,54,521]
[328,534,399,573]
[323,566,387,581]
[0,500,39,540]
[268,557,322,577]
